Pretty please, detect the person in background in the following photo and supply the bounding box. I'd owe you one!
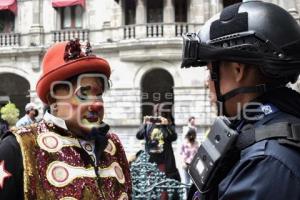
[15,103,39,127]
[180,128,199,185]
[136,104,181,182]
[181,116,199,149]
[182,116,197,136]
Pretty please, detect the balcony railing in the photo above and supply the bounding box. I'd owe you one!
[0,33,20,47]
[175,23,189,37]
[122,23,200,40]
[146,23,164,37]
[52,29,89,42]
[0,24,201,47]
[124,25,136,39]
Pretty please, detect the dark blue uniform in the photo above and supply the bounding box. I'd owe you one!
[219,107,300,200]
[219,139,300,199]
[181,1,300,199]
[190,88,300,200]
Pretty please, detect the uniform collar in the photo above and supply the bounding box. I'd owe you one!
[43,112,68,130]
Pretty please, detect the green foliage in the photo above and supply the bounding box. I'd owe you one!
[0,103,20,126]
[130,151,190,199]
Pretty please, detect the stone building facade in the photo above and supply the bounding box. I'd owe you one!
[0,0,299,154]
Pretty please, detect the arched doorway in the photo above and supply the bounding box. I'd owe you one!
[141,68,174,121]
[0,73,30,117]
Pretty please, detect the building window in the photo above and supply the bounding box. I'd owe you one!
[61,5,83,29]
[175,0,187,22]
[147,0,163,23]
[223,0,242,8]
[141,68,174,122]
[0,11,15,33]
[124,0,136,25]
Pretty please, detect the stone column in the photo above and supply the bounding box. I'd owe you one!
[163,0,175,37]
[296,0,300,18]
[188,0,206,24]
[110,0,123,41]
[29,0,44,46]
[135,0,146,38]
[210,0,222,15]
[136,0,146,24]
[112,0,122,27]
[163,0,175,23]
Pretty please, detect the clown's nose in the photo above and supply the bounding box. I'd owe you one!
[89,101,103,112]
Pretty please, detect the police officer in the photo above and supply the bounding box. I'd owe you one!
[182,1,300,200]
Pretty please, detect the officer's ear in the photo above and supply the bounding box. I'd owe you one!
[232,62,246,83]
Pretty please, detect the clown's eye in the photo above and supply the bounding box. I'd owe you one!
[75,86,90,101]
[77,91,88,101]
[74,85,103,101]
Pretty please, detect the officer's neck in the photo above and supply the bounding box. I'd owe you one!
[224,92,262,118]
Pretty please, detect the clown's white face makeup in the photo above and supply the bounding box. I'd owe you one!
[53,76,104,136]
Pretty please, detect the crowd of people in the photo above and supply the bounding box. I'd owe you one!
[0,1,300,200]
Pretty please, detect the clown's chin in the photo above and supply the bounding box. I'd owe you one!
[81,118,102,129]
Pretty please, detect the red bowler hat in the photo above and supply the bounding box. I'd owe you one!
[36,39,111,104]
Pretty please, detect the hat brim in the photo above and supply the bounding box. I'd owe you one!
[36,56,111,104]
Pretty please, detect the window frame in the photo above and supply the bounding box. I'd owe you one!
[0,11,15,33]
[124,0,136,25]
[175,0,187,22]
[147,0,163,23]
[60,5,83,29]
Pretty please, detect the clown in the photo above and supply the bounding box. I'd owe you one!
[0,39,132,200]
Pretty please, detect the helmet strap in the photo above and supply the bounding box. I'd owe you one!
[211,62,276,116]
[211,62,227,116]
[221,84,272,101]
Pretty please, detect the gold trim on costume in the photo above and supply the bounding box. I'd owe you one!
[60,197,78,200]
[118,192,129,200]
[104,139,116,156]
[46,161,95,187]
[79,140,97,165]
[13,134,30,199]
[99,162,125,184]
[37,132,116,157]
[46,161,125,187]
[37,132,81,153]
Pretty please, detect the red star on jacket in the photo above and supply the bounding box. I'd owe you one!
[0,160,12,189]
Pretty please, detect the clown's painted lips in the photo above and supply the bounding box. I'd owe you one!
[84,112,99,123]
[81,111,102,128]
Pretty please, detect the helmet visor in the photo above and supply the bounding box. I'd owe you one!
[181,31,269,68]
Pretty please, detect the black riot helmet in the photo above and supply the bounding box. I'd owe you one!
[181,1,300,114]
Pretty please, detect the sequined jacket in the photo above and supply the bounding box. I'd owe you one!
[0,121,132,200]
